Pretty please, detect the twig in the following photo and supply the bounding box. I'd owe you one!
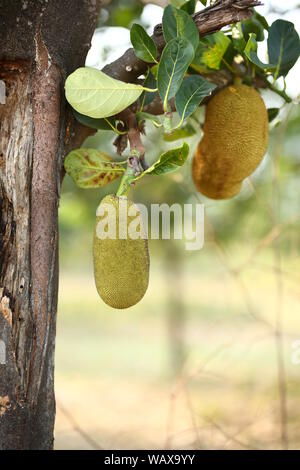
[165,342,234,449]
[117,109,146,163]
[274,244,288,450]
[56,399,103,450]
[165,389,176,449]
[115,109,148,194]
[205,213,271,327]
[271,118,289,450]
[235,225,281,273]
[247,261,300,284]
[204,416,260,450]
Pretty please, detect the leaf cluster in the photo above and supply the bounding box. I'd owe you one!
[64,3,300,195]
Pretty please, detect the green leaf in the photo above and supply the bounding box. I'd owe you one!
[199,0,207,5]
[253,11,269,32]
[244,33,276,71]
[148,143,190,175]
[130,23,157,63]
[163,5,199,52]
[73,110,116,131]
[136,112,162,127]
[64,148,125,189]
[151,64,159,79]
[65,67,145,119]
[158,37,194,111]
[268,108,280,123]
[175,75,216,122]
[136,143,190,179]
[193,31,231,70]
[268,19,300,78]
[163,122,196,141]
[180,0,196,15]
[242,17,265,42]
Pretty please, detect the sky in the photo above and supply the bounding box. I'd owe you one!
[86,0,300,101]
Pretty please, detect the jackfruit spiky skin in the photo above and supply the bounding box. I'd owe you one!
[192,84,269,200]
[192,144,242,199]
[93,195,149,309]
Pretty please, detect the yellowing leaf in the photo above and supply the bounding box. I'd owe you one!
[193,32,230,70]
[64,148,125,189]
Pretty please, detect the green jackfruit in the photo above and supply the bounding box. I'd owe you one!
[192,84,269,200]
[93,194,149,309]
[192,144,242,199]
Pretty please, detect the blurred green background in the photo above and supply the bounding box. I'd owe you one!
[54,0,300,449]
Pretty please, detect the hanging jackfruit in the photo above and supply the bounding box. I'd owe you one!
[93,194,149,309]
[192,84,269,199]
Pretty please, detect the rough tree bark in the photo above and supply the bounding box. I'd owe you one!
[0,0,101,450]
[0,0,258,450]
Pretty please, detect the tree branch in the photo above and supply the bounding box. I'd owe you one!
[117,109,147,171]
[102,0,261,83]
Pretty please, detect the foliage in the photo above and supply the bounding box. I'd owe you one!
[64,4,300,200]
[134,143,189,179]
[175,75,216,123]
[162,5,199,52]
[130,23,157,63]
[157,37,195,111]
[268,20,300,78]
[192,31,231,71]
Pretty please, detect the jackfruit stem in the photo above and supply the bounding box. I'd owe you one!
[116,166,136,196]
[222,57,236,75]
[234,76,243,86]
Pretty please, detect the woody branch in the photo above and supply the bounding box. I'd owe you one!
[102,0,261,84]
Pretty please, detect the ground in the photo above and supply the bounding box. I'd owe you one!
[54,250,300,449]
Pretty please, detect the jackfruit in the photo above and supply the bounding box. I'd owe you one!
[192,84,269,200]
[93,194,149,309]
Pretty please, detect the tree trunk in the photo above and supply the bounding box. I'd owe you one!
[0,0,100,450]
